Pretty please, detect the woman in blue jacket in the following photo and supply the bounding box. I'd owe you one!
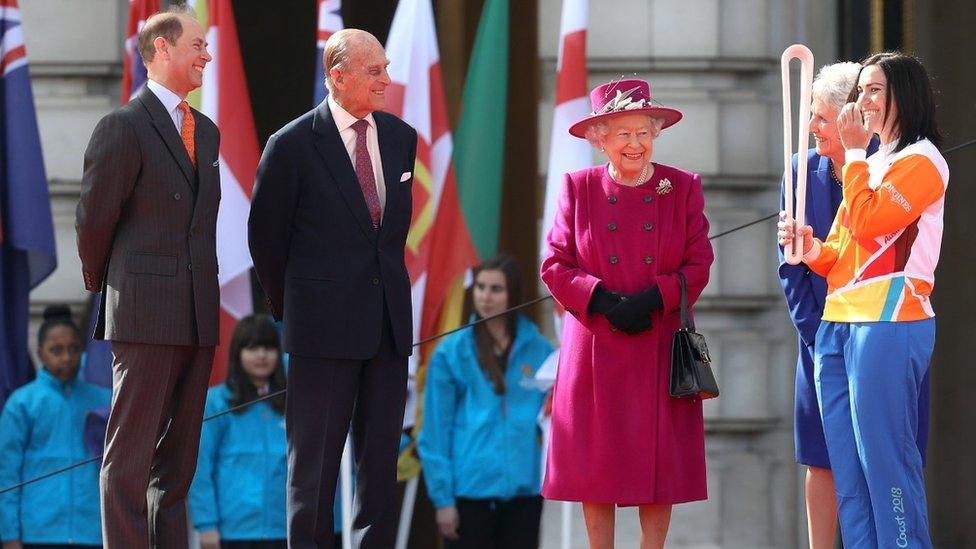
[0,305,110,548]
[190,315,290,549]
[419,254,554,549]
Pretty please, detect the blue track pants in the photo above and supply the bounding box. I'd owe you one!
[815,319,934,549]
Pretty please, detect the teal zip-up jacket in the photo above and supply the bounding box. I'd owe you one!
[190,385,288,540]
[418,315,554,508]
[0,368,110,544]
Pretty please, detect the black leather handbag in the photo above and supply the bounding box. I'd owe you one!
[669,273,719,400]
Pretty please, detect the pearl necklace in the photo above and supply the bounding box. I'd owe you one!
[611,163,649,186]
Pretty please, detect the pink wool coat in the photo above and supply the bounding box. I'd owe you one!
[541,163,713,505]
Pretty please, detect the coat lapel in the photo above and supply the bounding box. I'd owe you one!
[374,113,401,236]
[136,87,197,188]
[311,103,377,241]
[809,155,834,238]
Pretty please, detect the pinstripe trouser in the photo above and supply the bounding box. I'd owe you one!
[100,342,214,549]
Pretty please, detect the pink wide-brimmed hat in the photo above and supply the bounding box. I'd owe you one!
[568,78,683,138]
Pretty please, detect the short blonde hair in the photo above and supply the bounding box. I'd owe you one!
[322,29,378,91]
[812,62,861,109]
[583,115,664,149]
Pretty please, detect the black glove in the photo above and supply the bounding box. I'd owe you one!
[605,286,663,335]
[588,286,623,316]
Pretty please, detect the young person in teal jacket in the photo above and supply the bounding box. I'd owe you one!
[190,315,345,549]
[191,315,290,549]
[418,254,554,549]
[0,305,110,548]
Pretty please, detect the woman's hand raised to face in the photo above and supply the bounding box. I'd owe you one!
[778,211,814,255]
[837,103,872,151]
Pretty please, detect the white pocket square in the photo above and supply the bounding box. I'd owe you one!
[400,171,412,182]
[212,160,219,167]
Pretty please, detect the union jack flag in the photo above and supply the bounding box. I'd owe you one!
[121,0,159,103]
[313,0,343,105]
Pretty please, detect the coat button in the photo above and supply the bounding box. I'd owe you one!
[174,193,182,200]
[644,223,653,231]
[643,195,652,203]
[371,277,380,285]
[643,256,653,264]
[608,223,617,231]
[608,195,617,204]
[187,263,193,271]
[609,255,619,265]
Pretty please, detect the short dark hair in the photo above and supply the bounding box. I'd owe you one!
[138,6,195,65]
[226,315,286,415]
[852,52,943,152]
[38,304,80,348]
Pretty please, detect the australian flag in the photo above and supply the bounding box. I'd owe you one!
[313,0,344,106]
[0,0,57,408]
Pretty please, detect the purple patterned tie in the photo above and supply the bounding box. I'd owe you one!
[352,119,382,230]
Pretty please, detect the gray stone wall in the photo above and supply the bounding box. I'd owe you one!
[538,0,837,546]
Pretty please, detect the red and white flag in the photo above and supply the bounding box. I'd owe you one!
[540,0,590,332]
[385,0,478,428]
[188,0,258,383]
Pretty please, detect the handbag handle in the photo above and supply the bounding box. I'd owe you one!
[678,272,695,331]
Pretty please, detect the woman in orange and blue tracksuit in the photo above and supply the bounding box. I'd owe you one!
[779,52,946,549]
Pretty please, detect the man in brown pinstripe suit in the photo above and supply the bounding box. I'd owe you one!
[75,8,220,548]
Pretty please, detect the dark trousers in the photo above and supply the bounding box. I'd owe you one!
[286,311,408,548]
[446,496,544,549]
[220,541,287,549]
[100,342,214,549]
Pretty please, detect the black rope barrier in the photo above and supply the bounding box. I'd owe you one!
[3,137,974,496]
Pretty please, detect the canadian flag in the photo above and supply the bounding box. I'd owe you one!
[540,0,590,332]
[188,0,258,383]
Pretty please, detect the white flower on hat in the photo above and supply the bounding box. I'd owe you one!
[596,88,647,115]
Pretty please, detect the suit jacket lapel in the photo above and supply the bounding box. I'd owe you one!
[312,103,377,241]
[375,114,401,235]
[136,87,197,188]
[190,113,218,229]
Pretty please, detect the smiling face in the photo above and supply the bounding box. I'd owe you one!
[855,64,898,141]
[810,98,844,162]
[599,113,655,179]
[146,14,211,97]
[473,269,509,319]
[331,36,391,118]
[38,326,82,383]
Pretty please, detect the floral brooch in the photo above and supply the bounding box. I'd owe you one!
[656,178,673,195]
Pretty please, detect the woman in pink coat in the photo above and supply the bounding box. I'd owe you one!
[541,78,714,549]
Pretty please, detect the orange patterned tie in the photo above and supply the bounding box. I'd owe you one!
[177,101,196,168]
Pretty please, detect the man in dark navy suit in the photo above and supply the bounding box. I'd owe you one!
[248,28,417,548]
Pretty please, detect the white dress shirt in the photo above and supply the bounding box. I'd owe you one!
[146,79,186,132]
[327,94,386,217]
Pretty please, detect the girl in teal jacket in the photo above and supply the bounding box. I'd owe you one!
[0,305,110,548]
[418,254,554,549]
[190,315,290,549]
